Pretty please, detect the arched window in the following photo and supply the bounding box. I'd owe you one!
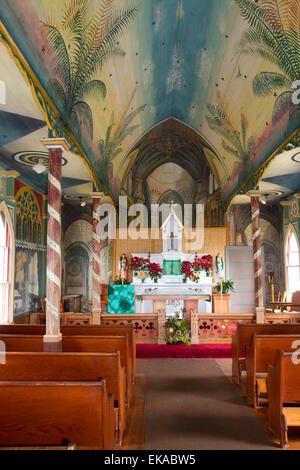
[286,229,300,295]
[0,204,14,323]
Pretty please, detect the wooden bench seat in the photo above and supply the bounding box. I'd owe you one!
[245,334,300,408]
[0,351,126,445]
[0,380,114,450]
[0,324,136,384]
[232,323,300,385]
[267,350,300,448]
[0,333,132,405]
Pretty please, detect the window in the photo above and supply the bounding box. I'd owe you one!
[286,229,300,296]
[0,210,11,323]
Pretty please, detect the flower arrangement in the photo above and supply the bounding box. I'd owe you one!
[129,256,149,274]
[130,257,162,283]
[114,276,130,285]
[181,261,194,281]
[148,262,163,282]
[164,312,191,346]
[200,254,213,273]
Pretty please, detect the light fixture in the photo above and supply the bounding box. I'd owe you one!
[32,159,47,174]
[80,200,87,207]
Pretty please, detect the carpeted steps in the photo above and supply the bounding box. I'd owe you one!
[136,343,232,359]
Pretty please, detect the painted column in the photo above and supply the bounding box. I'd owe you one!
[41,138,69,351]
[92,196,102,324]
[250,194,264,322]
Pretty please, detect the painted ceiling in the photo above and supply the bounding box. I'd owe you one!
[0,0,300,203]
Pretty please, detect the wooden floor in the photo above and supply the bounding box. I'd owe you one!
[121,358,300,450]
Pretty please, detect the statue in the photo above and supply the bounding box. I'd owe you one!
[119,253,129,281]
[215,252,224,282]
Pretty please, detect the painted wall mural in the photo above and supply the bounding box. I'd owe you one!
[14,181,46,316]
[0,0,299,202]
[14,248,44,316]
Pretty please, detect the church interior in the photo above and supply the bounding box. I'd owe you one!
[0,0,300,451]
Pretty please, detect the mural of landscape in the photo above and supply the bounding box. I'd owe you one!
[0,0,299,202]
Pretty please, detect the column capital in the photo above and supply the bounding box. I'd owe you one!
[41,137,70,152]
[0,170,19,179]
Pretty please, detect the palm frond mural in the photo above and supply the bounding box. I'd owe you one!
[41,0,137,137]
[206,104,255,183]
[234,0,300,122]
[97,93,146,176]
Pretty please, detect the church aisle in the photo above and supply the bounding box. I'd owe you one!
[140,358,274,450]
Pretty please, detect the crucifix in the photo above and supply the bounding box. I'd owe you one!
[169,231,175,251]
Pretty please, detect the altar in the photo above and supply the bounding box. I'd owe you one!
[109,205,213,317]
[134,282,212,318]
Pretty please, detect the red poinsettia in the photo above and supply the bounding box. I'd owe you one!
[148,262,163,280]
[181,261,194,278]
[130,256,149,272]
[200,255,213,271]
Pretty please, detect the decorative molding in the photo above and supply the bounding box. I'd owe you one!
[16,240,46,251]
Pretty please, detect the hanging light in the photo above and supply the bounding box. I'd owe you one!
[32,158,47,174]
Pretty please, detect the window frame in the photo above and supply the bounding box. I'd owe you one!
[285,225,300,298]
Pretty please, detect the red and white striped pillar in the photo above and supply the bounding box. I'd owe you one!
[249,193,264,322]
[41,138,69,351]
[92,196,102,324]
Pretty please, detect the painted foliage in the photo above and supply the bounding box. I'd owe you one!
[0,0,299,201]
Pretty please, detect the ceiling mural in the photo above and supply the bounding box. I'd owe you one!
[0,0,299,202]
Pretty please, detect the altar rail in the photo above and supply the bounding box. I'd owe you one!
[26,311,296,344]
[191,312,296,343]
[101,314,159,343]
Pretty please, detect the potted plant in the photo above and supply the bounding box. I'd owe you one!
[130,256,149,283]
[215,279,235,294]
[164,312,191,346]
[148,262,163,283]
[200,254,214,277]
[213,279,235,313]
[193,257,203,282]
[181,261,193,283]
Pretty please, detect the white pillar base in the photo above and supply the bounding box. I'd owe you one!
[43,333,62,352]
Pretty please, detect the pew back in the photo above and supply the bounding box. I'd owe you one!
[232,323,300,384]
[0,380,114,449]
[0,324,136,384]
[246,334,300,407]
[267,351,300,448]
[0,351,126,443]
[61,335,132,404]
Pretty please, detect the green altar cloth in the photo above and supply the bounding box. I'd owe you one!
[108,285,135,313]
[163,259,181,275]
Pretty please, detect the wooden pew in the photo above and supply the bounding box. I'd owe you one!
[0,380,114,450]
[62,335,133,405]
[245,334,300,408]
[0,324,136,385]
[267,350,300,448]
[232,323,300,385]
[0,333,132,405]
[0,351,126,445]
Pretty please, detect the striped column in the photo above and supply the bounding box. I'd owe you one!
[92,197,102,324]
[41,138,69,351]
[250,195,264,311]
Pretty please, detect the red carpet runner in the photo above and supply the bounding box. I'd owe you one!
[136,343,232,359]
